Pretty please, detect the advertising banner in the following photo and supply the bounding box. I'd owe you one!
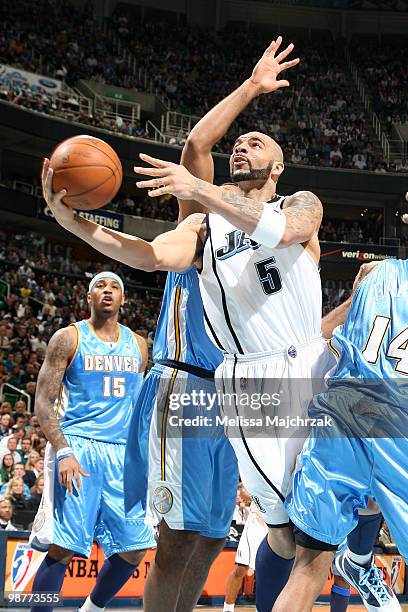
[1,535,405,603]
[320,241,398,264]
[38,203,124,232]
[0,64,62,93]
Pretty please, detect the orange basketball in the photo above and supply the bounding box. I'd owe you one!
[49,135,122,210]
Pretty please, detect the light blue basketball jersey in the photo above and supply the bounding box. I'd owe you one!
[153,267,223,370]
[329,259,408,405]
[58,320,143,443]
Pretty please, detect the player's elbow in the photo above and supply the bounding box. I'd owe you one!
[139,257,160,273]
[183,132,210,156]
[278,227,315,248]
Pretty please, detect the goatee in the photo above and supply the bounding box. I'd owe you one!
[230,161,273,183]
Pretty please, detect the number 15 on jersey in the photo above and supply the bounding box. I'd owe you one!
[103,376,126,397]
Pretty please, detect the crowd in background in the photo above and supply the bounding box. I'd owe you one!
[355,37,408,130]
[0,1,406,173]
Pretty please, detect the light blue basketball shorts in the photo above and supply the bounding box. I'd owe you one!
[125,363,239,538]
[286,386,408,560]
[30,434,156,558]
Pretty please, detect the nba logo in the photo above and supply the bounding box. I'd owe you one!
[12,543,33,590]
[391,556,403,590]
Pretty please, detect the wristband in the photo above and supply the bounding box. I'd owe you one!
[56,447,74,462]
[250,204,286,248]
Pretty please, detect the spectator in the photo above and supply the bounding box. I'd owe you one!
[25,456,44,489]
[25,450,40,471]
[20,437,32,464]
[12,399,27,421]
[0,414,12,438]
[0,499,19,530]
[27,475,44,512]
[0,402,13,415]
[0,464,30,499]
[0,435,21,464]
[4,476,29,510]
[353,153,367,170]
[0,453,14,485]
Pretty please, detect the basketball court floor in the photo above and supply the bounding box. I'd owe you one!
[3,606,408,611]
[193,606,408,611]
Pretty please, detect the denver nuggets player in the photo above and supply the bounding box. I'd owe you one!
[275,258,408,612]
[29,273,155,612]
[124,268,238,612]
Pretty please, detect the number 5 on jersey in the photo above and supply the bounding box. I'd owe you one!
[103,376,126,397]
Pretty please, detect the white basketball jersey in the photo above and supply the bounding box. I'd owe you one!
[199,196,322,354]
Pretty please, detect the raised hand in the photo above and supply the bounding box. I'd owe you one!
[249,36,300,94]
[135,153,198,200]
[41,158,75,228]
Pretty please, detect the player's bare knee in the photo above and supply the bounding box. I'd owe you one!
[48,544,75,564]
[359,498,380,515]
[118,549,146,566]
[233,564,248,579]
[267,525,295,559]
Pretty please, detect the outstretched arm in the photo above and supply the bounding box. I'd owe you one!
[42,160,204,273]
[177,37,299,221]
[321,262,380,339]
[135,156,321,248]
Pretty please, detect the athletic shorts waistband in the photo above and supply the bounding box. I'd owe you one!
[221,336,325,364]
[156,359,215,379]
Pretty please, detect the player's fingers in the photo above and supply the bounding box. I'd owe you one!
[54,189,67,205]
[133,165,169,177]
[41,158,49,187]
[271,35,282,56]
[275,80,290,89]
[136,178,169,189]
[279,58,300,72]
[73,468,81,491]
[66,472,73,494]
[264,40,276,55]
[44,167,54,196]
[139,153,168,168]
[275,42,295,63]
[79,466,90,478]
[146,187,169,197]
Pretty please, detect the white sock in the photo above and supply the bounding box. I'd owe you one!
[79,596,105,612]
[347,549,372,567]
[223,604,235,611]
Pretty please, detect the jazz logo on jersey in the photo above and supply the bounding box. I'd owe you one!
[11,543,34,590]
[215,230,260,260]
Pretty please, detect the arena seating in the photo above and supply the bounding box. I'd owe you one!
[353,35,408,130]
[0,1,407,173]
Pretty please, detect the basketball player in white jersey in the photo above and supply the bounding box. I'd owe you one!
[41,38,352,610]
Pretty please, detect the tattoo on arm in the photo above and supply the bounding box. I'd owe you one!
[283,191,322,237]
[35,329,75,452]
[219,188,263,223]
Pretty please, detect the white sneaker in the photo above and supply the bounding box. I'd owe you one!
[334,550,402,611]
